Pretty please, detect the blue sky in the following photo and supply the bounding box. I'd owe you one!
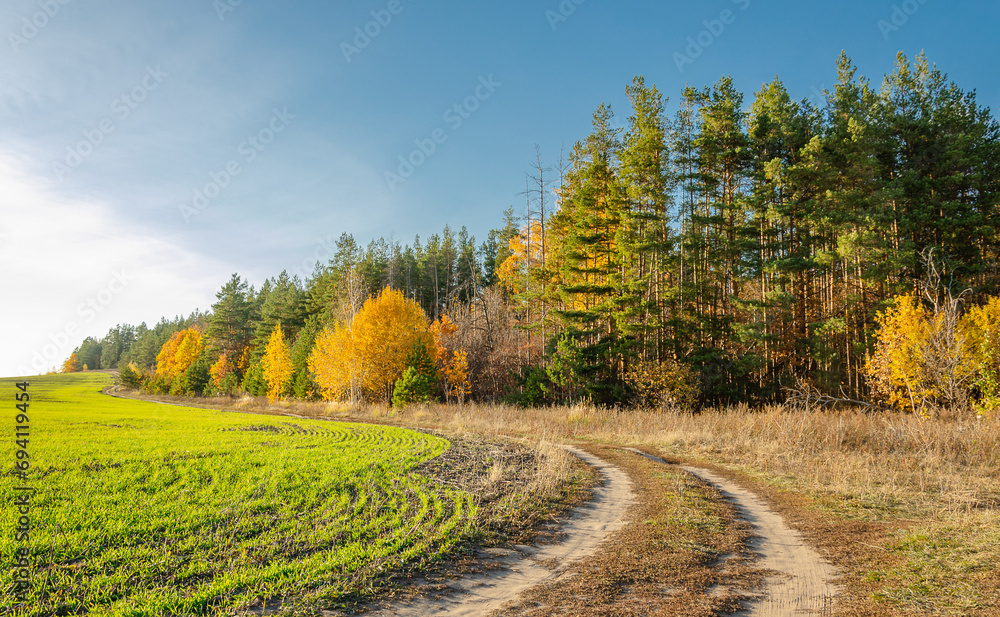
[2,0,998,377]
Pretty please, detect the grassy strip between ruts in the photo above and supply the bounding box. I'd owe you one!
[0,374,591,616]
[496,444,761,616]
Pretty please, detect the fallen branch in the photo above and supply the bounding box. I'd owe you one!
[784,380,892,413]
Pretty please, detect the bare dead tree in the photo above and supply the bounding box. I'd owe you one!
[916,247,973,416]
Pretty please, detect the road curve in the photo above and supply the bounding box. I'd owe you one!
[681,465,839,616]
[365,446,635,616]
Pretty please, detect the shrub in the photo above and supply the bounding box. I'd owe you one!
[241,363,267,397]
[506,365,553,408]
[392,340,439,408]
[181,356,212,396]
[143,374,171,395]
[960,296,1000,419]
[624,359,701,411]
[119,362,144,390]
[392,367,436,408]
[866,293,974,417]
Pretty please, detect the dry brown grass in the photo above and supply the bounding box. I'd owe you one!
[336,401,1000,615]
[501,444,758,617]
[120,388,1000,615]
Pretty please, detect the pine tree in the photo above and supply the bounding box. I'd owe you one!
[251,271,307,354]
[392,339,440,407]
[686,77,755,402]
[619,76,674,362]
[206,274,256,378]
[550,103,628,402]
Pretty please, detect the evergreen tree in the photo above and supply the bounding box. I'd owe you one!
[619,76,674,362]
[550,103,628,403]
[75,337,103,371]
[206,274,256,378]
[251,271,307,354]
[99,324,136,369]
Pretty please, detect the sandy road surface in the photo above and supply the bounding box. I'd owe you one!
[680,465,839,616]
[364,446,635,616]
[624,447,839,615]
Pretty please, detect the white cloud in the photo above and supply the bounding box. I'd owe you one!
[0,152,233,377]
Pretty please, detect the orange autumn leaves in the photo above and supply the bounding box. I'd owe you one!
[310,287,435,403]
[155,328,203,380]
[431,316,471,403]
[308,287,471,404]
[61,353,81,373]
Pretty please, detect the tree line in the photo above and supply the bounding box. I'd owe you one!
[64,52,1000,411]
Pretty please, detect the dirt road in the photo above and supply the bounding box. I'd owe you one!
[680,465,840,616]
[365,446,636,616]
[369,446,839,616]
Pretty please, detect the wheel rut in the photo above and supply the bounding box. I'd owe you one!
[364,446,635,616]
[625,448,840,616]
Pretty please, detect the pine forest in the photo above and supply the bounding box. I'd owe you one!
[64,53,1000,417]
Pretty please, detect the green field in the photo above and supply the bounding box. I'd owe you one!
[0,373,476,616]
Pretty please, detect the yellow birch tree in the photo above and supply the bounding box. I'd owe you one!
[155,329,203,380]
[262,324,294,402]
[310,287,434,403]
[61,353,81,374]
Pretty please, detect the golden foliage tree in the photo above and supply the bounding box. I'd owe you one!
[262,324,294,402]
[61,352,81,374]
[959,297,1000,418]
[497,220,546,294]
[866,295,930,413]
[431,316,471,403]
[866,294,975,417]
[309,322,361,403]
[309,287,434,403]
[155,328,204,380]
[210,353,231,388]
[442,350,471,403]
[429,315,459,362]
